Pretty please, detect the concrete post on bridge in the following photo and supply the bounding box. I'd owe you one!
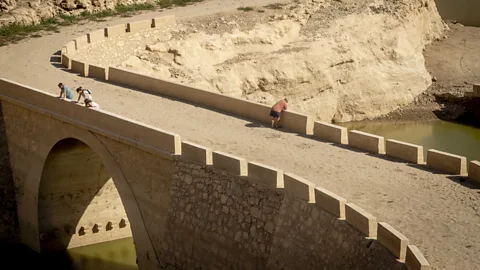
[473,84,480,97]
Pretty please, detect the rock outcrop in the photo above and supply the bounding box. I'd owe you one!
[132,0,447,122]
[72,0,448,122]
[0,0,147,26]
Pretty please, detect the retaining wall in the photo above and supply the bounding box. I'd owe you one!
[386,140,424,164]
[59,15,480,186]
[469,161,480,184]
[427,149,467,175]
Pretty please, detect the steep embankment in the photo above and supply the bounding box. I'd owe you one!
[73,0,447,122]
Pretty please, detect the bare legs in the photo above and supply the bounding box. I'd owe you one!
[271,117,280,128]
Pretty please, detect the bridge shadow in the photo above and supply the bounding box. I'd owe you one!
[406,163,479,189]
[38,138,134,254]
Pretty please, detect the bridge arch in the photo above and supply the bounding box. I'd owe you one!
[20,124,156,265]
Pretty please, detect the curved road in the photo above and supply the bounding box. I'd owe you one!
[1,1,479,269]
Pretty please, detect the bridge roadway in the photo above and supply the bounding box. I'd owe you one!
[0,1,479,269]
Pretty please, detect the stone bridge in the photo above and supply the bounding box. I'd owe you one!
[0,78,430,269]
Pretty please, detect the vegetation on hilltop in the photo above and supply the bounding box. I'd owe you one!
[0,0,203,47]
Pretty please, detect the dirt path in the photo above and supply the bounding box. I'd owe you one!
[0,1,479,269]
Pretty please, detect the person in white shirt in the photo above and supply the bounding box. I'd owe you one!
[85,99,100,109]
[76,87,93,104]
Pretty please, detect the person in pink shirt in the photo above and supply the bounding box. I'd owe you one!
[270,98,288,128]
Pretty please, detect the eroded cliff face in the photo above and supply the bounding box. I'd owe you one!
[72,0,447,122]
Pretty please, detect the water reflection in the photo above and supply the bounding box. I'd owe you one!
[341,120,480,163]
[0,237,137,270]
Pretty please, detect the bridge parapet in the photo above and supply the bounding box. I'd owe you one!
[57,16,480,188]
[0,78,432,269]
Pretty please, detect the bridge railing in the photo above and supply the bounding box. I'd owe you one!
[0,78,431,269]
[0,78,181,156]
[58,16,480,186]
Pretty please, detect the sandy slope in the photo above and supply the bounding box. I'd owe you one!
[0,1,479,269]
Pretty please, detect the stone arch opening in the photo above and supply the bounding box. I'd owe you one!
[38,138,134,253]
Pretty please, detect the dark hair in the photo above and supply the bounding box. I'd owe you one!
[284,97,288,103]
[76,87,82,92]
[58,83,63,87]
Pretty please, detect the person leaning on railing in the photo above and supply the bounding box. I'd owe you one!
[270,97,288,129]
[57,82,74,100]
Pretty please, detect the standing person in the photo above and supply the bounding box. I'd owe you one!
[85,99,100,109]
[270,98,288,128]
[58,83,74,100]
[76,87,93,104]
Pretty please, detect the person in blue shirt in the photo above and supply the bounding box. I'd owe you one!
[58,82,74,100]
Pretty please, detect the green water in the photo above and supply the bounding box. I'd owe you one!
[0,237,137,270]
[340,120,480,163]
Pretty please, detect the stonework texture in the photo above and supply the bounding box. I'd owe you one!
[161,160,405,269]
[0,101,18,242]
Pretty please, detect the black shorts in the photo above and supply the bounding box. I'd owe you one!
[270,110,281,118]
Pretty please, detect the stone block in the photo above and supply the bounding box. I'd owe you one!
[88,64,106,80]
[314,187,346,219]
[212,151,247,176]
[127,19,153,32]
[281,111,314,135]
[247,161,283,189]
[405,245,430,270]
[426,149,467,175]
[65,40,76,54]
[473,84,480,96]
[152,15,176,28]
[348,130,385,154]
[61,54,71,69]
[283,173,315,202]
[181,141,212,166]
[377,222,409,261]
[386,139,424,164]
[71,60,88,76]
[345,203,377,238]
[465,91,474,97]
[469,161,480,184]
[87,29,106,43]
[75,35,88,50]
[313,121,348,144]
[105,24,126,37]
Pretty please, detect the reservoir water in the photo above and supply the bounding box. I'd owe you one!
[1,237,137,270]
[341,120,480,164]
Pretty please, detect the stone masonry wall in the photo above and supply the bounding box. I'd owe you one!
[162,159,405,269]
[162,160,283,269]
[0,101,18,242]
[267,195,405,270]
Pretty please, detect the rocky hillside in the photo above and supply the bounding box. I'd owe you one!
[0,0,147,26]
[73,0,448,122]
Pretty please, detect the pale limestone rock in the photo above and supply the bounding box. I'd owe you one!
[0,0,16,12]
[131,0,445,122]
